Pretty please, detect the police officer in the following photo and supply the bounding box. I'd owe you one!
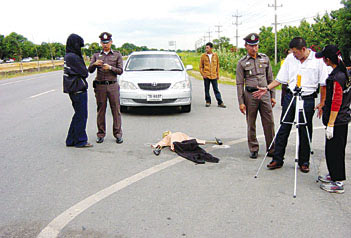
[236,33,276,159]
[88,32,124,144]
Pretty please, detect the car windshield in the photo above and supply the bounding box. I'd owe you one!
[125,54,184,71]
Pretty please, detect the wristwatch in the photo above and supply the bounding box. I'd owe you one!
[109,65,112,70]
[266,86,270,91]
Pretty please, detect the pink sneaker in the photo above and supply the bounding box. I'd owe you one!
[318,174,331,183]
[320,181,344,194]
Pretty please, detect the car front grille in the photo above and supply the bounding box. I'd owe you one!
[138,83,171,90]
[132,99,177,104]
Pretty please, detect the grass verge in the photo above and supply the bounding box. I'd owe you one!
[0,66,64,80]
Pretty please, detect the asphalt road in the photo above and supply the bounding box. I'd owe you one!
[0,71,350,238]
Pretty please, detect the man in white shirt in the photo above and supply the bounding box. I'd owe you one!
[253,37,329,172]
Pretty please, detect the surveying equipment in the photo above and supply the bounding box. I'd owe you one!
[254,75,317,198]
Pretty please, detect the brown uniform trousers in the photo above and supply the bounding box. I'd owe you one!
[94,83,122,138]
[244,91,275,153]
[236,53,275,153]
[88,50,123,139]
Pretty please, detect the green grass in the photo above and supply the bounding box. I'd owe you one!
[179,52,236,80]
[181,51,282,89]
[0,66,64,80]
[0,60,92,80]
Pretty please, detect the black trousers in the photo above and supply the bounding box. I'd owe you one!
[326,124,348,181]
[273,93,315,165]
[66,91,88,147]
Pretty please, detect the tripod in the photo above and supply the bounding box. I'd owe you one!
[254,86,317,198]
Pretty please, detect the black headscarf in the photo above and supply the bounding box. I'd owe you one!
[66,33,84,58]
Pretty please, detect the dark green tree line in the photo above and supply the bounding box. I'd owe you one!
[0,32,152,61]
[258,0,351,64]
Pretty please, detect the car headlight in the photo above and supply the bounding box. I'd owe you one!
[120,80,137,90]
[172,80,190,89]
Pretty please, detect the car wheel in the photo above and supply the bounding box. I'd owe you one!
[120,106,128,113]
[181,105,191,113]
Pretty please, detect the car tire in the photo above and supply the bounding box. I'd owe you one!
[181,105,191,113]
[120,106,128,113]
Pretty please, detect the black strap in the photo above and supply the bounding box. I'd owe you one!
[95,81,116,85]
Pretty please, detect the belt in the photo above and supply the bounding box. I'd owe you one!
[286,89,316,99]
[95,81,117,85]
[245,86,259,93]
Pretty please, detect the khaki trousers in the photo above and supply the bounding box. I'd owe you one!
[94,83,122,139]
[244,90,275,153]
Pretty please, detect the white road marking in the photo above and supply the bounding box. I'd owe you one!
[0,77,37,86]
[37,157,184,238]
[29,89,56,98]
[0,72,61,86]
[37,126,327,238]
[212,144,231,149]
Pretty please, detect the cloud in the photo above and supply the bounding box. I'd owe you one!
[171,4,219,14]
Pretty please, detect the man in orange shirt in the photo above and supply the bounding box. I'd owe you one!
[199,42,226,108]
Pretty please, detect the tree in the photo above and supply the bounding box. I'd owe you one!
[332,0,351,65]
[0,35,4,59]
[213,37,232,51]
[258,26,275,58]
[3,32,28,60]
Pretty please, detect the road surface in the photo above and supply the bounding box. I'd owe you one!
[0,71,350,238]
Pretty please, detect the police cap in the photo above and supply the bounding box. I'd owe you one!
[99,32,112,43]
[244,33,259,45]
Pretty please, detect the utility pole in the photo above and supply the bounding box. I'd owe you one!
[207,31,212,43]
[203,35,207,45]
[268,0,282,65]
[232,10,242,49]
[214,25,222,39]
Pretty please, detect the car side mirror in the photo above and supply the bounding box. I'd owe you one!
[186,65,193,71]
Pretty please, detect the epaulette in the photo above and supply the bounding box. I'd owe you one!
[258,53,267,57]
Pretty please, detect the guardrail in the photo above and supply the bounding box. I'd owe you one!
[0,60,64,73]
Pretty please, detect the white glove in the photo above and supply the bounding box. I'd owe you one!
[326,126,334,140]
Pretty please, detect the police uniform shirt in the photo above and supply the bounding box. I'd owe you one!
[88,50,123,81]
[236,53,275,105]
[276,50,330,96]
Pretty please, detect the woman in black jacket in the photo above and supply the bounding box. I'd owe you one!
[315,45,351,193]
[64,34,92,147]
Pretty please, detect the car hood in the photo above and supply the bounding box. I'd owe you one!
[120,71,187,84]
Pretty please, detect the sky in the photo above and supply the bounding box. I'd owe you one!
[1,0,344,50]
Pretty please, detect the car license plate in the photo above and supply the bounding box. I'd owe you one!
[147,94,162,101]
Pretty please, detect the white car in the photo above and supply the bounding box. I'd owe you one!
[21,57,33,62]
[119,51,193,113]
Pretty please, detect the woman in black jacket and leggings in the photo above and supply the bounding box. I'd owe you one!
[64,34,92,148]
[315,45,351,193]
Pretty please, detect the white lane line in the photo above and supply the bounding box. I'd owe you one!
[37,157,184,238]
[0,77,37,86]
[29,89,56,99]
[0,72,61,86]
[37,126,327,238]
